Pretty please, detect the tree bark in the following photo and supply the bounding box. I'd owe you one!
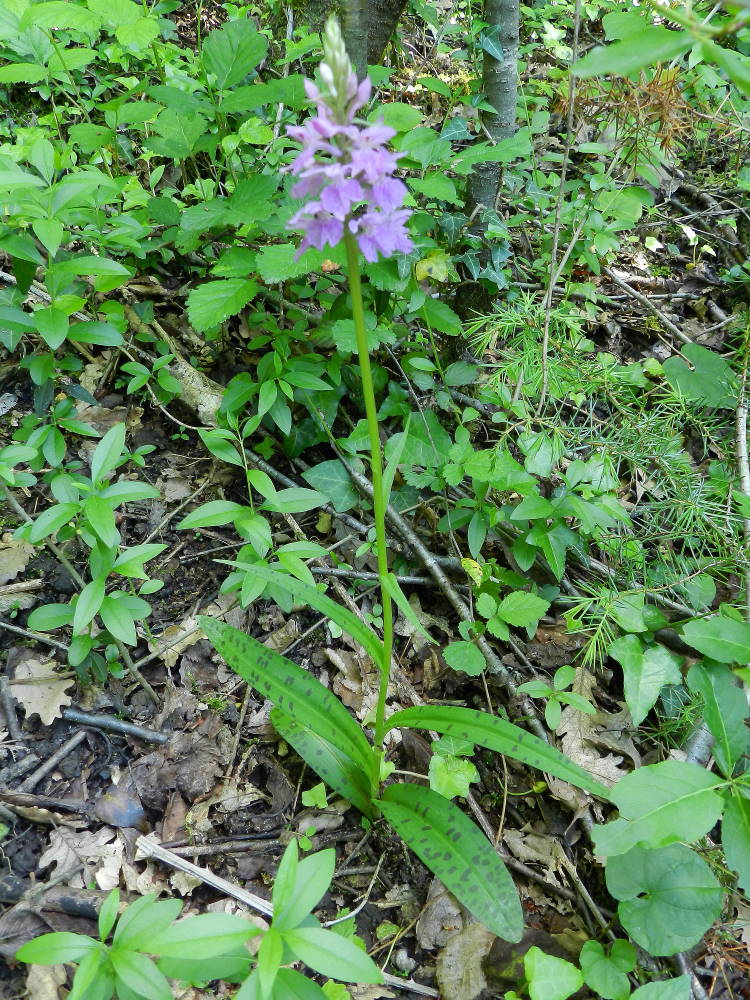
[290,0,407,66]
[467,0,520,217]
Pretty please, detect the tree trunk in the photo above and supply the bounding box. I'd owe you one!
[467,0,520,216]
[289,0,407,67]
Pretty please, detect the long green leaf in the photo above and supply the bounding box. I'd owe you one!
[378,783,523,942]
[222,562,384,664]
[199,617,373,774]
[270,709,374,816]
[384,706,610,799]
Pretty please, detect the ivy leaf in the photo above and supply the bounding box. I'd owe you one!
[592,760,724,857]
[608,635,682,726]
[605,844,723,955]
[187,279,258,333]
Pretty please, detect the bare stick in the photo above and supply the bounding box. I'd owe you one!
[603,267,693,346]
[61,707,168,745]
[19,730,87,792]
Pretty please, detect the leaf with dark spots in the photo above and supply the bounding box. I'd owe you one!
[378,783,523,942]
[199,617,373,774]
[384,706,610,799]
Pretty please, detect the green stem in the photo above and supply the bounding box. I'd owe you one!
[344,231,393,764]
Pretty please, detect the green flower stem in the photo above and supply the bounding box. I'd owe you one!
[344,231,393,764]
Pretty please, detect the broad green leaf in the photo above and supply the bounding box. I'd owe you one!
[608,636,682,726]
[202,19,268,90]
[69,949,111,1000]
[0,62,47,84]
[703,40,750,97]
[662,344,737,409]
[378,102,422,131]
[28,502,79,542]
[149,914,259,958]
[187,279,258,333]
[16,932,101,965]
[28,602,73,631]
[177,500,247,529]
[579,940,633,1000]
[90,422,126,484]
[21,1,101,33]
[274,848,335,930]
[496,591,550,627]
[112,543,166,579]
[274,968,328,1000]
[116,15,158,49]
[524,946,583,1000]
[303,460,358,513]
[631,977,691,1000]
[687,662,748,777]
[281,927,383,983]
[722,794,750,893]
[378,783,522,941]
[605,844,723,955]
[98,889,120,942]
[573,26,691,78]
[221,563,383,664]
[682,615,750,664]
[84,495,119,548]
[592,760,724,857]
[385,706,610,799]
[113,895,182,950]
[443,640,486,677]
[199,617,373,774]
[99,595,136,645]
[271,709,373,816]
[261,487,326,514]
[428,752,478,799]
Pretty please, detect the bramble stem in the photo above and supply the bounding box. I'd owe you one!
[344,231,393,765]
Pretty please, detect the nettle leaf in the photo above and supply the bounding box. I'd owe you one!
[443,640,486,677]
[202,18,268,90]
[608,635,682,726]
[592,760,724,857]
[385,706,610,799]
[199,617,373,775]
[187,279,258,333]
[605,844,723,955]
[722,794,750,893]
[681,615,750,664]
[687,662,748,777]
[496,591,550,628]
[270,709,373,816]
[378,783,523,941]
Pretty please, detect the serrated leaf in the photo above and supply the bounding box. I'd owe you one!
[271,709,373,815]
[385,705,610,798]
[592,760,724,857]
[605,844,723,956]
[202,19,268,90]
[187,279,258,333]
[378,783,522,941]
[496,591,550,627]
[199,617,373,774]
[443,640,486,676]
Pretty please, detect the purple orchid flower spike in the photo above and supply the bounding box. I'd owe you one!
[285,17,412,262]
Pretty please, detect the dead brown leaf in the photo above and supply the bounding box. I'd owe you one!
[10,653,74,725]
[435,921,495,1000]
[38,827,121,889]
[556,667,631,788]
[0,532,35,585]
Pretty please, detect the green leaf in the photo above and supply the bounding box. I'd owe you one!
[113,895,182,950]
[199,617,373,774]
[177,500,247,529]
[187,279,258,333]
[281,926,383,983]
[378,783,522,941]
[662,344,737,409]
[428,752,478,799]
[682,615,750,664]
[111,949,172,1000]
[202,19,268,90]
[99,595,136,645]
[382,573,435,645]
[592,760,724,857]
[687,662,748,777]
[16,932,100,965]
[0,62,47,84]
[34,307,68,349]
[28,502,79,542]
[21,1,101,33]
[91,422,126,485]
[271,709,373,816]
[704,40,750,97]
[84,495,119,548]
[496,591,550,628]
[116,15,158,50]
[608,636,682,726]
[631,977,691,1000]
[385,706,610,798]
[261,488,326,514]
[112,543,166,579]
[274,848,335,930]
[257,243,325,283]
[73,578,106,633]
[605,844,723,955]
[149,914,258,959]
[722,794,750,893]
[379,102,422,131]
[524,946,583,1000]
[303,460,358,513]
[443,640,486,676]
[274,968,329,1000]
[579,940,632,1000]
[573,25,691,78]
[98,889,120,943]
[419,297,462,336]
[28,602,73,631]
